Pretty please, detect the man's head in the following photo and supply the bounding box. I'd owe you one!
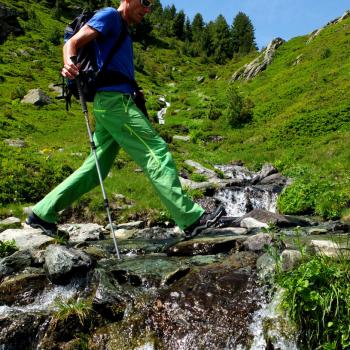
[119,0,153,25]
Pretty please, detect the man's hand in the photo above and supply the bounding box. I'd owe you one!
[61,58,80,80]
[61,24,99,80]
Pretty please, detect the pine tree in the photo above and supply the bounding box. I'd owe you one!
[172,10,185,40]
[184,17,192,42]
[192,13,204,42]
[231,12,257,54]
[211,15,232,63]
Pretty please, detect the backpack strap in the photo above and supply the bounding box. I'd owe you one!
[97,14,128,79]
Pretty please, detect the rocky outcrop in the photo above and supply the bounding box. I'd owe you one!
[0,3,24,44]
[231,38,285,81]
[308,10,350,43]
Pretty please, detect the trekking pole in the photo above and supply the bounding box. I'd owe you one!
[70,56,121,260]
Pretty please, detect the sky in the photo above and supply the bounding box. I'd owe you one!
[160,0,350,49]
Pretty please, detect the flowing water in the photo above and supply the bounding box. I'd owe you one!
[0,280,80,317]
[157,98,170,124]
[215,187,278,217]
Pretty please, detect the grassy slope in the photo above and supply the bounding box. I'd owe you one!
[0,0,349,222]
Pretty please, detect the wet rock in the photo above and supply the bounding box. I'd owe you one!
[82,245,111,261]
[252,163,278,184]
[222,251,259,270]
[89,314,157,350]
[44,245,92,284]
[239,209,309,228]
[0,217,21,232]
[201,227,248,235]
[243,233,272,252]
[98,256,190,288]
[307,227,328,235]
[0,227,54,250]
[0,311,48,350]
[281,250,302,272]
[0,249,32,279]
[256,253,276,280]
[0,270,48,305]
[115,237,181,255]
[150,266,265,349]
[167,235,246,256]
[21,89,51,106]
[135,227,178,240]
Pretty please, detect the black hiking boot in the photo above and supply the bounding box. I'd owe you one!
[184,205,226,240]
[25,212,58,238]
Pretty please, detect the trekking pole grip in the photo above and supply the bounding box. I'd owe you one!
[70,56,88,112]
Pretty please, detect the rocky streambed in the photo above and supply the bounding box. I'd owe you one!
[0,163,349,350]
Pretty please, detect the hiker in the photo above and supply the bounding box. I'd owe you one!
[26,0,225,240]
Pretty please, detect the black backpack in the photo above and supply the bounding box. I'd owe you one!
[61,10,128,109]
[57,9,148,116]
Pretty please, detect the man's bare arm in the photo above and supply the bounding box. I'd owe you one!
[61,24,99,79]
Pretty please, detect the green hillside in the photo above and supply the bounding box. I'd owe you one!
[1,0,349,222]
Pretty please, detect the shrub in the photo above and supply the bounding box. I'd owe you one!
[225,86,253,127]
[207,103,222,121]
[278,254,350,349]
[0,148,73,204]
[11,86,27,100]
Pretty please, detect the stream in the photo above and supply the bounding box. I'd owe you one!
[0,163,348,349]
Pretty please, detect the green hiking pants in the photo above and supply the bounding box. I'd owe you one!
[33,92,204,230]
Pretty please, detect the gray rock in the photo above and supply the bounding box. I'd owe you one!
[21,89,51,106]
[0,249,32,279]
[240,217,269,229]
[173,135,191,142]
[116,221,144,229]
[252,163,278,184]
[309,240,350,259]
[281,250,302,272]
[0,227,54,250]
[61,223,103,243]
[4,139,26,148]
[44,245,92,284]
[232,38,285,81]
[0,217,21,232]
[307,227,328,235]
[239,209,309,228]
[256,253,276,280]
[243,233,272,251]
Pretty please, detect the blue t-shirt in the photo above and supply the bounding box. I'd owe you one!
[87,7,135,94]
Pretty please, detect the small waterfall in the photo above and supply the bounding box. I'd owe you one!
[0,280,80,316]
[215,187,278,217]
[157,97,170,125]
[248,290,299,349]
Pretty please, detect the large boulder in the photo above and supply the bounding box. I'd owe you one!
[231,38,285,81]
[44,245,92,284]
[21,89,51,106]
